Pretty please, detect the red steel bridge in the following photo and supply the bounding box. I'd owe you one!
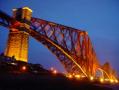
[0,7,118,83]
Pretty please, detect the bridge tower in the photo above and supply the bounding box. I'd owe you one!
[4,7,32,62]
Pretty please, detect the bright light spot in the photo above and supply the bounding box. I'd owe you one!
[53,70,57,74]
[75,75,80,79]
[50,67,54,71]
[105,79,109,81]
[11,62,17,65]
[100,78,104,83]
[115,79,118,83]
[50,67,57,74]
[81,75,85,78]
[22,66,26,71]
[23,7,32,12]
[110,79,114,83]
[67,74,73,79]
[90,76,94,81]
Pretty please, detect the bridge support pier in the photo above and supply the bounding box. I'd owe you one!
[4,7,32,62]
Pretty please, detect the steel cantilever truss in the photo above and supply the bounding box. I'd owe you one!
[0,11,11,27]
[0,11,99,77]
[30,17,99,76]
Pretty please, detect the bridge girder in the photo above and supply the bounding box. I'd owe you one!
[29,17,99,76]
[0,10,100,77]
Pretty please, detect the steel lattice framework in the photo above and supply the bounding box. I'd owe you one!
[29,17,99,76]
[0,10,117,79]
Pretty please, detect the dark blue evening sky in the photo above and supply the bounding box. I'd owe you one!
[0,0,119,74]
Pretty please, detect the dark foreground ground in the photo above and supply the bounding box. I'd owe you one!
[0,55,118,90]
[0,73,117,90]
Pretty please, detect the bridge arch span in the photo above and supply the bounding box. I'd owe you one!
[0,10,88,76]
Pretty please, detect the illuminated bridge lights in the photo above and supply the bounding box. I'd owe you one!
[109,78,118,84]
[98,78,119,84]
[74,75,80,79]
[90,76,94,81]
[52,70,57,74]
[100,78,104,83]
[50,67,58,74]
[21,65,27,71]
[65,73,119,84]
[115,79,118,83]
[66,73,88,80]
[110,79,114,83]
[104,78,110,82]
[50,67,54,71]
[67,74,73,79]
[0,7,118,85]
